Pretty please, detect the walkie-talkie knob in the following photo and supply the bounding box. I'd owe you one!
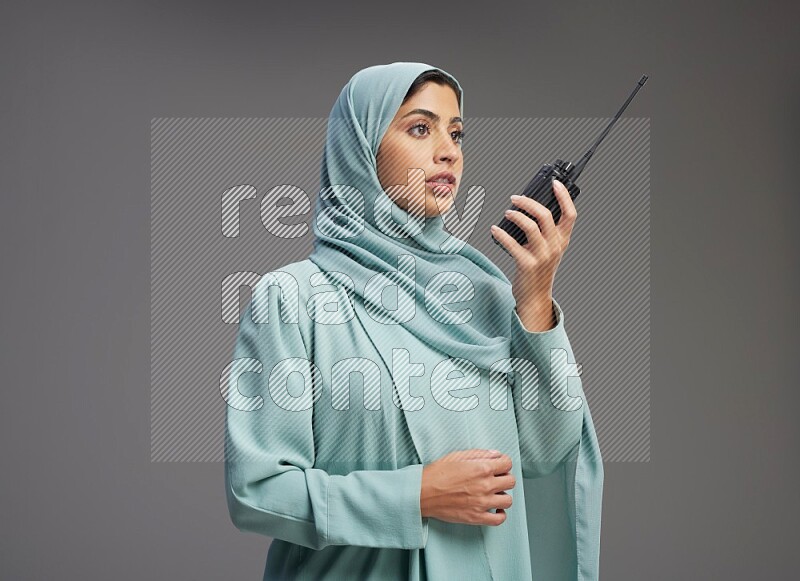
[555,159,574,174]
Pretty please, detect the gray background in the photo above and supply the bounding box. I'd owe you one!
[1,0,797,579]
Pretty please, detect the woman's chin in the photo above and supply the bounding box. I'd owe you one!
[396,194,455,218]
[425,194,455,217]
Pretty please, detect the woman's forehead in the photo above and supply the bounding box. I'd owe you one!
[394,84,462,121]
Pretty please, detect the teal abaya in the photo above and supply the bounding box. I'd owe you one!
[224,62,603,580]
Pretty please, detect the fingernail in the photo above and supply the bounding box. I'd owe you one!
[510,195,522,201]
[489,449,501,454]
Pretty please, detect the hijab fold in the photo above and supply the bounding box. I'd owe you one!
[308,62,517,371]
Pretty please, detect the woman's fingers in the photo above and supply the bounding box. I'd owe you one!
[509,193,557,240]
[446,448,503,461]
[478,491,513,510]
[551,178,578,236]
[494,491,513,510]
[491,473,517,493]
[470,454,512,480]
[503,208,544,247]
[481,508,508,526]
[491,224,528,263]
[490,454,513,476]
[477,494,512,526]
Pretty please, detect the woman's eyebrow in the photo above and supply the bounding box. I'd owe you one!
[400,108,462,125]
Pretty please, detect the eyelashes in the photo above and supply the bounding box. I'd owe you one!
[408,122,465,145]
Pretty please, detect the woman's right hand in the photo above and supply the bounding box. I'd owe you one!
[420,449,515,526]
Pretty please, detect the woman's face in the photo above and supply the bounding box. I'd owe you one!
[376,82,464,218]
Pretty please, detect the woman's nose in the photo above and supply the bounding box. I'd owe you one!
[435,132,461,164]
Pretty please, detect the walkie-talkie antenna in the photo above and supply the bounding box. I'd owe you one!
[571,75,648,180]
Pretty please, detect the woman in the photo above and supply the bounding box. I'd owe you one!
[224,62,603,580]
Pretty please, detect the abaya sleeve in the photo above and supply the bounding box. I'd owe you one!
[508,298,586,479]
[510,297,604,580]
[224,289,429,550]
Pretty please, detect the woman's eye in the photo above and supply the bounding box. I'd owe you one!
[409,122,430,137]
[408,123,464,144]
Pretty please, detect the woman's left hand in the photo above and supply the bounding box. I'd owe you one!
[491,178,577,331]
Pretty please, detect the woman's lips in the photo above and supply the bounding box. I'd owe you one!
[426,181,453,196]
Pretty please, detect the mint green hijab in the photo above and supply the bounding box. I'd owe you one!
[308,62,517,369]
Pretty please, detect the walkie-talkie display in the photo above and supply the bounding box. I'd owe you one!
[491,75,649,253]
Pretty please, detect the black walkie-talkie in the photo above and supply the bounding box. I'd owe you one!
[491,75,648,253]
